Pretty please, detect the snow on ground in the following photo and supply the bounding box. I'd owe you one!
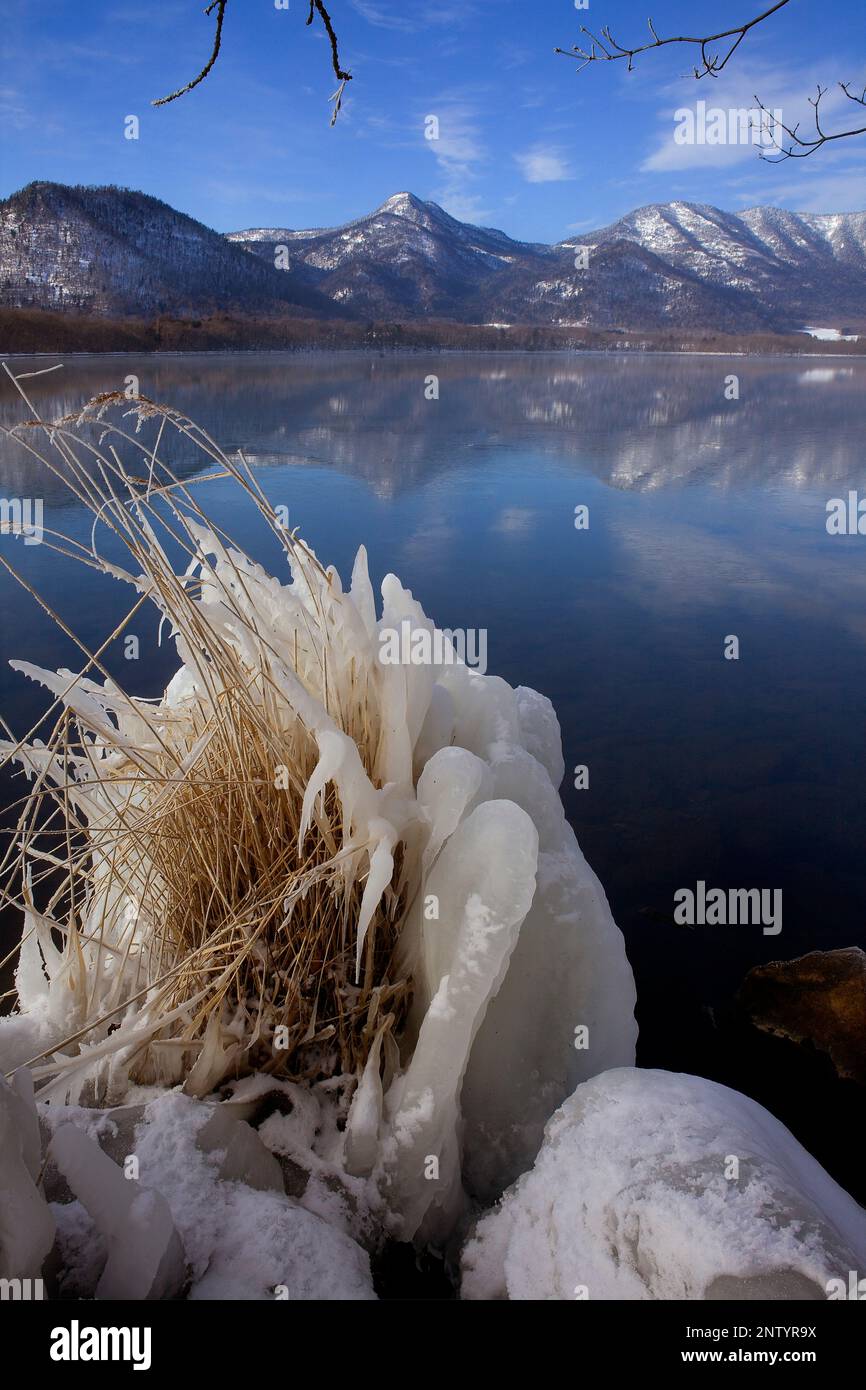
[44,1088,378,1301]
[801,327,861,341]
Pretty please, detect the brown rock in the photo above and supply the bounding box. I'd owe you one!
[739,947,866,1085]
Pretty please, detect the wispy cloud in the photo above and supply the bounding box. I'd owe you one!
[432,189,493,224]
[427,105,485,167]
[0,86,36,131]
[732,164,866,214]
[348,0,417,33]
[349,0,480,32]
[515,146,573,183]
[421,96,491,221]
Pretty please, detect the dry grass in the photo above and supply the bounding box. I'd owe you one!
[0,366,412,1098]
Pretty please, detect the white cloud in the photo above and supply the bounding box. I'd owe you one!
[641,60,864,173]
[433,190,494,224]
[515,146,573,183]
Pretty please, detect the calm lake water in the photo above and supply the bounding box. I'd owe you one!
[1,350,864,1186]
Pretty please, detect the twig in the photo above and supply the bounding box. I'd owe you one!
[755,83,866,159]
[307,0,351,82]
[555,2,792,80]
[557,2,865,159]
[307,0,353,123]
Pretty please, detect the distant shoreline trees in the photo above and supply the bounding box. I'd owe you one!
[3,307,865,358]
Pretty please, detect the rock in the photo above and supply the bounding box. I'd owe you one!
[196,1109,285,1192]
[39,1103,147,1204]
[739,947,866,1084]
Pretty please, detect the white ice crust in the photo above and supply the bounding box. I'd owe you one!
[461,1068,866,1301]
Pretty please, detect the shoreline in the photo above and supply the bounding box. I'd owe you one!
[3,307,866,360]
[4,345,866,362]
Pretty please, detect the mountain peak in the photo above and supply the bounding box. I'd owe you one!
[376,192,428,216]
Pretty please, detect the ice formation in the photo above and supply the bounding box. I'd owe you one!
[38,1088,377,1300]
[461,1067,866,1300]
[0,416,637,1255]
[49,1121,186,1299]
[0,1071,55,1280]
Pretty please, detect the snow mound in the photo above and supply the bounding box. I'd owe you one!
[461,1068,866,1300]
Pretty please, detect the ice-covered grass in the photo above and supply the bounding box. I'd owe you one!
[0,383,414,1098]
[0,368,636,1252]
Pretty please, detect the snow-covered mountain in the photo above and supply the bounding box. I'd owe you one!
[230,193,866,331]
[227,192,552,321]
[562,201,866,328]
[0,183,340,319]
[3,182,865,332]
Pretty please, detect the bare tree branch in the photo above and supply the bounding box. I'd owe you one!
[153,0,227,106]
[307,0,352,125]
[755,83,866,159]
[307,0,351,82]
[555,1,793,79]
[152,0,352,123]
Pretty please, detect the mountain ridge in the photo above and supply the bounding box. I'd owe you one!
[0,182,344,320]
[3,181,865,333]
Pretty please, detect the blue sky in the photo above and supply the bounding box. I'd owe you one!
[1,0,864,240]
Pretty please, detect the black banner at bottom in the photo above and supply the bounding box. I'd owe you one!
[2,1296,860,1376]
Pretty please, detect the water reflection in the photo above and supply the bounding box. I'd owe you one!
[2,352,865,499]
